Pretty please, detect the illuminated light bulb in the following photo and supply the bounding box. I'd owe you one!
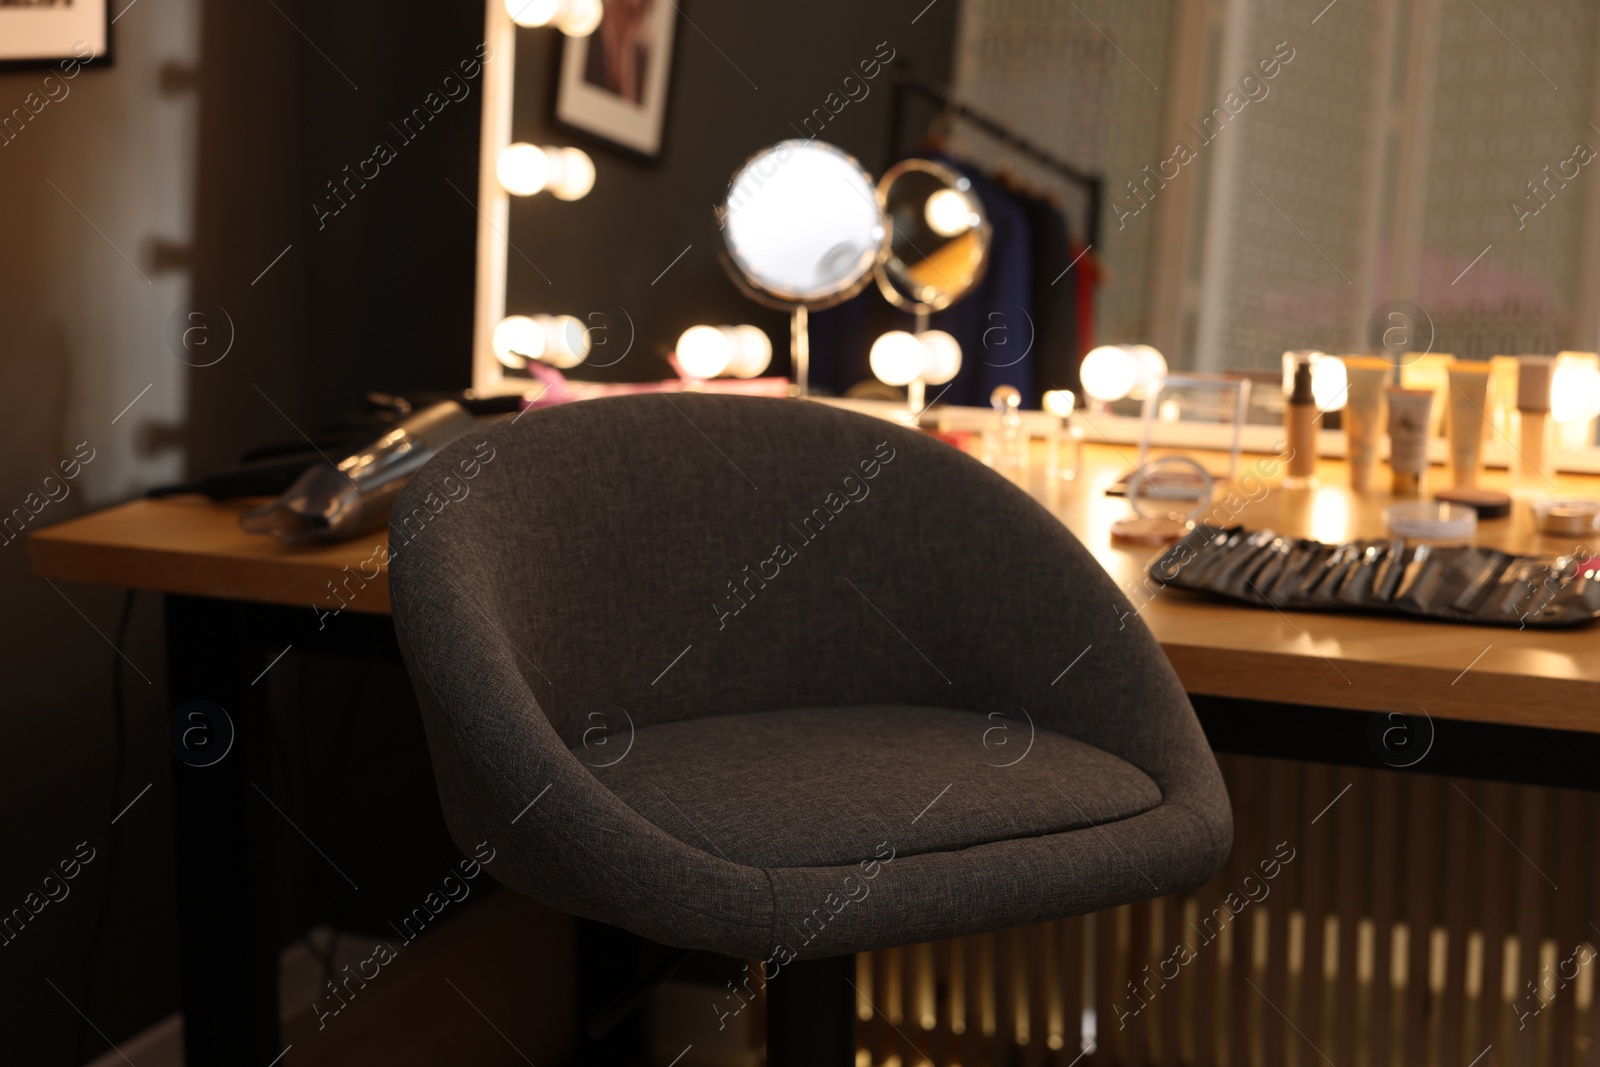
[507,0,560,26]
[725,325,773,378]
[498,143,551,196]
[507,0,603,34]
[869,330,925,387]
[556,0,604,35]
[1552,355,1600,423]
[538,314,589,368]
[924,188,972,237]
[1042,389,1076,418]
[1312,353,1348,411]
[1080,345,1139,403]
[549,147,595,201]
[918,330,962,385]
[677,325,734,379]
[493,315,546,368]
[1127,344,1168,400]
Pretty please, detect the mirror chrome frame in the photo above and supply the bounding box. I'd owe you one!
[872,156,992,314]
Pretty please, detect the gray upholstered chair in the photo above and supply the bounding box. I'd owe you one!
[389,393,1232,1063]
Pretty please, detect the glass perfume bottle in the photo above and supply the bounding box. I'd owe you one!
[1043,389,1082,480]
[984,385,1027,475]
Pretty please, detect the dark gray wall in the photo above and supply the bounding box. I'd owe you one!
[0,0,482,1060]
[292,3,486,426]
[0,0,307,1061]
[0,2,957,1062]
[505,0,960,382]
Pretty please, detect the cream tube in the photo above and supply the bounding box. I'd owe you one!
[1342,357,1390,493]
[1386,387,1434,498]
[1445,361,1491,488]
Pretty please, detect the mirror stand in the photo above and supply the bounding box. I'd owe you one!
[717,139,887,399]
[790,305,809,398]
[902,308,932,421]
[906,376,926,420]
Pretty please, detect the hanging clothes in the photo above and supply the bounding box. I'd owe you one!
[1071,239,1102,377]
[924,155,1035,408]
[1003,184,1082,400]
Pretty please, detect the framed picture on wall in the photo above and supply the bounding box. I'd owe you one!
[0,0,109,67]
[555,0,677,157]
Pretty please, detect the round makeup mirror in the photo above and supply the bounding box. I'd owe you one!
[718,139,887,395]
[721,140,884,304]
[874,158,990,314]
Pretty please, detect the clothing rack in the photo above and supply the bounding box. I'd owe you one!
[885,66,1104,248]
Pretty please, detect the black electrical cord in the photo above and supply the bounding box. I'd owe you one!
[76,590,135,1063]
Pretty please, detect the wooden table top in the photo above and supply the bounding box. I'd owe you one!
[28,442,1600,732]
[1012,444,1600,734]
[29,494,395,615]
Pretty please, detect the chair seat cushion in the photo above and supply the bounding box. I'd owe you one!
[581,706,1164,869]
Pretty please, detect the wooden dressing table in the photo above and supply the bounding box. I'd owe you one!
[33,443,1600,728]
[28,439,1600,1063]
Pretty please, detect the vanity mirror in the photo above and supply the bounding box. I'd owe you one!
[874,158,990,321]
[717,139,887,397]
[864,157,991,418]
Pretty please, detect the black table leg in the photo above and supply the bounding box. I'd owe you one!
[166,595,280,1064]
[767,954,856,1067]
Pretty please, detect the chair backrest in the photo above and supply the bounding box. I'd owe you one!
[390,394,1207,797]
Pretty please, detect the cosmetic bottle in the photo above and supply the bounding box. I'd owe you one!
[1514,355,1555,495]
[1284,356,1318,488]
[984,385,1026,475]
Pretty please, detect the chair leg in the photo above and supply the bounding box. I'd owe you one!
[767,954,856,1067]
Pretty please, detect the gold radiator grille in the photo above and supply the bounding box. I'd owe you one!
[853,754,1600,1067]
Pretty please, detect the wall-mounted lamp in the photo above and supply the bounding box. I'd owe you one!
[1081,344,1167,411]
[1043,389,1076,419]
[674,325,773,380]
[868,330,960,387]
[1282,349,1348,412]
[497,143,595,200]
[1079,345,1137,406]
[1551,351,1600,451]
[493,314,590,370]
[1553,352,1600,424]
[505,0,604,36]
[1314,355,1348,411]
[1126,345,1168,401]
[869,328,962,421]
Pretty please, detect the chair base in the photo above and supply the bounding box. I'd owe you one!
[767,954,856,1067]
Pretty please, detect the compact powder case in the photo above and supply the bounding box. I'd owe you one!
[1532,499,1600,537]
[1111,515,1192,546]
[1435,487,1512,519]
[1386,501,1479,542]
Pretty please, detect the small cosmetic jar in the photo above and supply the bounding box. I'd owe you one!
[1531,499,1600,537]
[1385,501,1478,542]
